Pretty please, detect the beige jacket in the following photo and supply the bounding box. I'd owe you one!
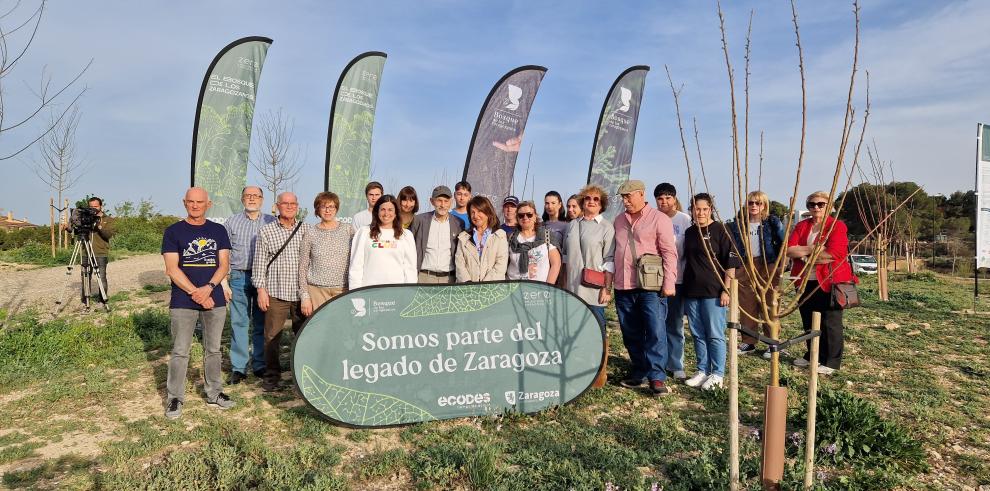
[454,229,508,282]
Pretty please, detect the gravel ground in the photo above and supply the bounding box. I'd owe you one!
[0,254,167,313]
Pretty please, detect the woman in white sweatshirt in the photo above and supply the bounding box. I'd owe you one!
[348,194,417,288]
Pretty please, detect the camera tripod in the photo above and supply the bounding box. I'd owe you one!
[56,235,110,312]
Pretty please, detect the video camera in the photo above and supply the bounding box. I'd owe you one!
[69,207,101,237]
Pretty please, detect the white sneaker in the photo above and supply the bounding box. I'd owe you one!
[685,372,708,387]
[792,358,810,368]
[701,374,724,390]
[817,365,836,375]
[763,351,773,360]
[672,370,687,380]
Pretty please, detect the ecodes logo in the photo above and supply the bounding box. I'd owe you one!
[619,86,633,112]
[504,84,522,111]
[351,298,366,317]
[437,392,491,407]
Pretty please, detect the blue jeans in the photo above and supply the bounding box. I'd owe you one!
[228,270,266,374]
[664,285,686,372]
[615,289,667,382]
[683,296,727,376]
[589,305,606,328]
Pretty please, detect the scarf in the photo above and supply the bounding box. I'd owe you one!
[508,226,555,275]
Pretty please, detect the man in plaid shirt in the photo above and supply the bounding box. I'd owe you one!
[252,192,308,392]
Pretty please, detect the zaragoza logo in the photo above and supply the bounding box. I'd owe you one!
[505,84,522,111]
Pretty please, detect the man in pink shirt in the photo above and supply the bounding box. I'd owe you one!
[608,180,678,395]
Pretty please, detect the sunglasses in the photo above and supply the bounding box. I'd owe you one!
[517,212,535,219]
[583,195,601,202]
[807,201,828,209]
[747,201,763,206]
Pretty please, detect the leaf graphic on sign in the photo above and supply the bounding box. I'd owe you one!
[399,283,518,318]
[300,366,434,426]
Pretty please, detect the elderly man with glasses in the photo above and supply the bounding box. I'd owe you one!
[252,192,308,392]
[222,186,276,385]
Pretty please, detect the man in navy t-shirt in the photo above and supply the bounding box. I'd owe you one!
[160,187,234,419]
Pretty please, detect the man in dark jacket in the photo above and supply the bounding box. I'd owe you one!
[410,186,464,283]
[85,197,114,300]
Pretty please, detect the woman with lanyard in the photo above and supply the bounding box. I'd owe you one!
[506,201,562,284]
[682,193,741,391]
[564,185,614,326]
[348,194,417,288]
[299,192,354,317]
[455,196,509,282]
[785,191,856,375]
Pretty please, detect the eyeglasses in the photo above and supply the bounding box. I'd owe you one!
[807,201,828,209]
[278,202,299,207]
[583,195,601,203]
[318,205,337,211]
[242,194,263,199]
[517,212,535,219]
[747,201,763,206]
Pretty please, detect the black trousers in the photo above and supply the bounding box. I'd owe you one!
[799,281,844,369]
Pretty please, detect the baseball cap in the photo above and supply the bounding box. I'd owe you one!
[431,185,452,199]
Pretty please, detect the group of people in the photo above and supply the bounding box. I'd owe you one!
[160,177,855,417]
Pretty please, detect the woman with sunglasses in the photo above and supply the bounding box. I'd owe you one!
[682,193,741,391]
[348,194,417,289]
[506,201,562,284]
[727,190,785,357]
[455,196,509,282]
[785,191,856,375]
[564,185,614,325]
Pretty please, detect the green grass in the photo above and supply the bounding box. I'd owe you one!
[0,273,987,489]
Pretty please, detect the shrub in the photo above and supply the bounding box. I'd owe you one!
[791,387,926,474]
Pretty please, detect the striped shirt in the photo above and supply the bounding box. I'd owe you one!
[299,223,355,296]
[252,219,308,301]
[224,211,276,270]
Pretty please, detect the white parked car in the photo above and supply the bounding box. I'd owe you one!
[849,254,878,275]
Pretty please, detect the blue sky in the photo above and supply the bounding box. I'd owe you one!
[2,0,987,223]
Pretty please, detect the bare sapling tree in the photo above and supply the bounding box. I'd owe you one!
[849,143,921,301]
[666,1,924,485]
[250,108,302,210]
[1,0,91,161]
[29,106,86,248]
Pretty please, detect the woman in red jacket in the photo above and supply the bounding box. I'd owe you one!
[785,191,857,375]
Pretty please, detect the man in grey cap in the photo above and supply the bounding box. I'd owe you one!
[410,185,465,283]
[611,179,678,396]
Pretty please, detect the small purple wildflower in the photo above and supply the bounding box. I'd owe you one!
[823,442,838,455]
[789,432,803,445]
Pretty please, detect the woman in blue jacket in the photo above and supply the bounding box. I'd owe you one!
[727,191,785,357]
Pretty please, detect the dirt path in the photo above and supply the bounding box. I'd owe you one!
[0,254,167,313]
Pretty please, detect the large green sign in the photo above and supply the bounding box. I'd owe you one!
[324,52,386,222]
[292,281,605,428]
[191,37,271,220]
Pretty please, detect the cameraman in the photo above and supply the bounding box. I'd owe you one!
[84,196,114,299]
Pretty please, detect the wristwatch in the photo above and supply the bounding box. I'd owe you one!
[207,282,217,290]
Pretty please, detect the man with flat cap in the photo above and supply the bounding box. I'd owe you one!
[611,179,679,396]
[411,185,465,284]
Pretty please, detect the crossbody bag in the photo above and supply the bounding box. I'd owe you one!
[577,220,606,288]
[628,220,664,292]
[265,222,303,277]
